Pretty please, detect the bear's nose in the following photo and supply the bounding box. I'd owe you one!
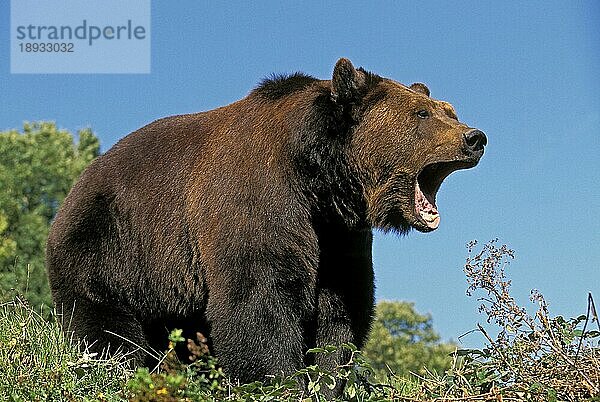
[463,129,487,153]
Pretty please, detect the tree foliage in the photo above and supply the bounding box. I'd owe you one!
[363,300,456,379]
[0,122,99,308]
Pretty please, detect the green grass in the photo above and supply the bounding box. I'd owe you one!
[0,297,414,401]
[0,297,129,401]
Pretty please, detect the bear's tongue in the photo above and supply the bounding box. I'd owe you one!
[415,181,440,229]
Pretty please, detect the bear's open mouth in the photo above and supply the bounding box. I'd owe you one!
[415,160,474,230]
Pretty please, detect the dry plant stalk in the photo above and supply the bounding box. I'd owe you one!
[462,239,599,401]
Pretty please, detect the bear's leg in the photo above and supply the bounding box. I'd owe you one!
[206,292,307,385]
[55,295,153,367]
[314,289,354,397]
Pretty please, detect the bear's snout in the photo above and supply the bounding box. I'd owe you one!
[463,129,487,158]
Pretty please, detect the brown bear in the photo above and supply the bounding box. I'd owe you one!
[46,58,485,388]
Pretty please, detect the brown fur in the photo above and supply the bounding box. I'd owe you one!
[46,58,485,394]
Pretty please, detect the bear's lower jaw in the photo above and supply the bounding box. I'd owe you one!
[415,180,440,230]
[410,216,438,233]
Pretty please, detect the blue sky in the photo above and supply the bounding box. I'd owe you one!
[1,1,599,346]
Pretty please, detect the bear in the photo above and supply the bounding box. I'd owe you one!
[46,58,486,390]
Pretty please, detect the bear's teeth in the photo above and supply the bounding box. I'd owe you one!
[419,210,440,228]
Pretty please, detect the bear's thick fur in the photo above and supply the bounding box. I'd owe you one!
[47,58,485,386]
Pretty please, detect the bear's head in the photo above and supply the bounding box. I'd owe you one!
[331,58,486,233]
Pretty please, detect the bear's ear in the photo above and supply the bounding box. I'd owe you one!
[409,83,430,97]
[331,58,366,103]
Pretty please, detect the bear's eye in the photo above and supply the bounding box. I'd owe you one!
[416,110,430,119]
